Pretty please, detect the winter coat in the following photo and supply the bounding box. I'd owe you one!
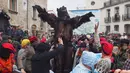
[31,43,64,73]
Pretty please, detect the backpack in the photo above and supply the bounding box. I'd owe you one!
[0,54,14,73]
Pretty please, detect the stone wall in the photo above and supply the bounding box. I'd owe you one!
[0,0,48,36]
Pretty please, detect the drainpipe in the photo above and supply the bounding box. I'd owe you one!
[27,0,29,30]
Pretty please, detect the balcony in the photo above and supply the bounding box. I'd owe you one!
[104,0,130,8]
[112,15,120,22]
[104,17,111,23]
[122,14,130,21]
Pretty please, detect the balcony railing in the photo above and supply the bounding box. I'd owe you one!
[122,14,130,21]
[104,0,130,7]
[112,15,120,22]
[104,17,111,23]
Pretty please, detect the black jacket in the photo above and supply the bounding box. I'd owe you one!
[31,44,64,73]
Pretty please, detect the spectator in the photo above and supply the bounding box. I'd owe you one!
[113,39,130,69]
[123,49,130,70]
[71,51,102,73]
[40,37,46,43]
[31,38,64,73]
[0,43,16,73]
[17,39,35,73]
[73,42,89,68]
[29,36,39,50]
[95,41,113,73]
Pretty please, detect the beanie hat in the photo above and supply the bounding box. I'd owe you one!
[81,51,102,68]
[40,37,46,43]
[2,43,16,52]
[21,39,30,48]
[101,41,113,55]
[29,36,38,43]
[36,43,51,52]
[100,37,106,42]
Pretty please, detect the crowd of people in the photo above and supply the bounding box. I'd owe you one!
[0,22,130,73]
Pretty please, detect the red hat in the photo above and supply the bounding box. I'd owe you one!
[101,41,113,55]
[100,37,106,42]
[40,37,46,43]
[2,43,16,52]
[29,36,38,43]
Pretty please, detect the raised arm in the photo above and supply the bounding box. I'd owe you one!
[69,12,95,29]
[41,38,64,60]
[94,22,101,47]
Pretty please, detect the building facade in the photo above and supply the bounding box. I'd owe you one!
[101,0,130,34]
[0,0,48,37]
[85,0,105,9]
[84,0,105,33]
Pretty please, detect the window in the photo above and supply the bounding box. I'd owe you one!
[124,24,130,34]
[114,25,119,31]
[91,1,95,6]
[125,5,130,18]
[32,6,37,20]
[115,7,119,14]
[107,9,110,17]
[106,26,110,33]
[114,7,120,21]
[9,0,17,11]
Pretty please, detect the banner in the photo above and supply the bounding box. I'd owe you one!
[69,10,100,35]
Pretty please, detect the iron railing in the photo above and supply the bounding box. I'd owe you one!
[122,14,130,21]
[104,0,130,7]
[104,17,111,23]
[112,15,120,22]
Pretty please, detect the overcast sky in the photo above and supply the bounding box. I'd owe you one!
[47,0,86,10]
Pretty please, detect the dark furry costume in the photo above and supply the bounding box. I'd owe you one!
[34,5,94,73]
[0,10,10,34]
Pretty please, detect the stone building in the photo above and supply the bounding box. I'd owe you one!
[84,0,130,35]
[101,0,130,34]
[0,0,48,37]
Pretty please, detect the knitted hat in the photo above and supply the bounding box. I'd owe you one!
[101,41,113,55]
[100,37,106,42]
[40,37,46,43]
[29,36,38,43]
[2,43,16,52]
[21,39,30,48]
[36,43,51,52]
